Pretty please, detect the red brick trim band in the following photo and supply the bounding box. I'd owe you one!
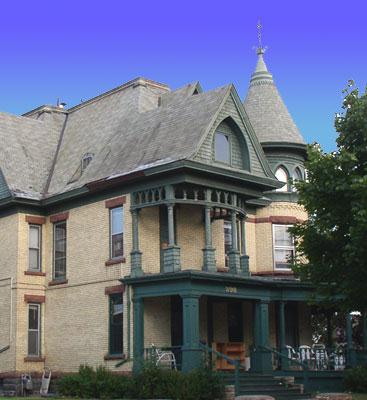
[105,257,126,266]
[24,295,45,303]
[25,215,46,225]
[24,357,45,362]
[50,212,69,223]
[246,216,304,224]
[48,279,68,286]
[24,271,46,277]
[105,196,126,209]
[105,284,124,295]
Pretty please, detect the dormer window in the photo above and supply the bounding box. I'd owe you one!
[275,167,289,192]
[215,132,230,164]
[81,153,94,173]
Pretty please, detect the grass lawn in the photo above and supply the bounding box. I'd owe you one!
[352,394,367,400]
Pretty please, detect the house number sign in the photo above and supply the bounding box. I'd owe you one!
[225,286,237,294]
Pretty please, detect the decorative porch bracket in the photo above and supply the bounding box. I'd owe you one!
[251,300,273,373]
[181,294,202,372]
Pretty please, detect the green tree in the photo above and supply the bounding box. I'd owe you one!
[291,82,367,311]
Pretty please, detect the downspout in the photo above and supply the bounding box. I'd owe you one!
[0,277,13,353]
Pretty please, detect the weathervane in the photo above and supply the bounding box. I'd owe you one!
[256,19,267,54]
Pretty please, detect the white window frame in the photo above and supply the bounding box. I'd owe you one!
[110,206,124,259]
[28,303,41,357]
[28,224,41,272]
[272,224,295,270]
[275,166,289,192]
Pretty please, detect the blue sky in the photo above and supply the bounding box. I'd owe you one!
[0,0,366,151]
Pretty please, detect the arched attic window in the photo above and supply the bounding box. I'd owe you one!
[275,166,289,192]
[213,118,250,171]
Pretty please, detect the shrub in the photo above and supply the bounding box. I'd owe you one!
[58,363,224,399]
[344,366,367,393]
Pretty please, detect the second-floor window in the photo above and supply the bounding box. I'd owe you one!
[54,221,67,280]
[273,224,295,270]
[29,225,41,272]
[110,207,124,259]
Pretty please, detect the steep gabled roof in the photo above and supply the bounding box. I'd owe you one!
[243,49,306,146]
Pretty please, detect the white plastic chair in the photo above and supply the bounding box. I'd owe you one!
[312,344,328,370]
[299,345,315,368]
[151,343,177,370]
[286,345,299,362]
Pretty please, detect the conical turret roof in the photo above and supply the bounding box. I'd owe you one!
[244,48,306,146]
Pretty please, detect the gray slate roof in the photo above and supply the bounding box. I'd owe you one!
[243,50,306,145]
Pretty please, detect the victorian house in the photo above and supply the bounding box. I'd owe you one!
[0,47,356,394]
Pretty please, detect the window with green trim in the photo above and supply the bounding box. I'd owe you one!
[109,293,123,355]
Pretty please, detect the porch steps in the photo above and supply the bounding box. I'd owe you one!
[221,372,311,400]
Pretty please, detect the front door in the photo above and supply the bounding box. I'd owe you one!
[228,301,244,342]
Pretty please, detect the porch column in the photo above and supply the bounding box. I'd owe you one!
[130,209,143,277]
[346,312,357,367]
[228,207,240,274]
[239,217,250,276]
[163,186,181,273]
[251,300,272,373]
[203,201,216,272]
[132,297,144,373]
[181,294,201,372]
[278,301,288,369]
[363,312,367,350]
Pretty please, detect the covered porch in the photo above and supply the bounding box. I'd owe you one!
[123,270,364,377]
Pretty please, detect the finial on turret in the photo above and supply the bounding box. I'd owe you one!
[256,19,267,55]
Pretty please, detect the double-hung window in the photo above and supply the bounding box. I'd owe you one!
[29,225,41,272]
[110,207,124,259]
[109,294,123,355]
[54,221,67,280]
[28,304,41,357]
[273,224,295,270]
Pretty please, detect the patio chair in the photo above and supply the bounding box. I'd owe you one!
[312,343,328,370]
[330,343,346,370]
[299,345,315,369]
[151,343,177,370]
[286,345,299,362]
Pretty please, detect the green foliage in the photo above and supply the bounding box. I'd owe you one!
[291,83,367,311]
[57,363,224,399]
[345,366,367,392]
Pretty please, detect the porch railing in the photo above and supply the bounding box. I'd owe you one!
[200,342,245,396]
[257,345,309,389]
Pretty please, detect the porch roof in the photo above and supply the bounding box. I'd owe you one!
[122,269,316,302]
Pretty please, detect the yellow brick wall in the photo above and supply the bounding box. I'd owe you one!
[212,219,225,269]
[140,207,160,274]
[177,206,205,270]
[144,297,171,348]
[0,213,19,373]
[253,202,307,273]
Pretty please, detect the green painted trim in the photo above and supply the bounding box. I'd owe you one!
[229,87,276,178]
[262,142,307,157]
[122,270,318,303]
[264,191,300,203]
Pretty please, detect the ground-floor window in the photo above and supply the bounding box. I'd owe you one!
[28,304,41,357]
[109,294,123,355]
